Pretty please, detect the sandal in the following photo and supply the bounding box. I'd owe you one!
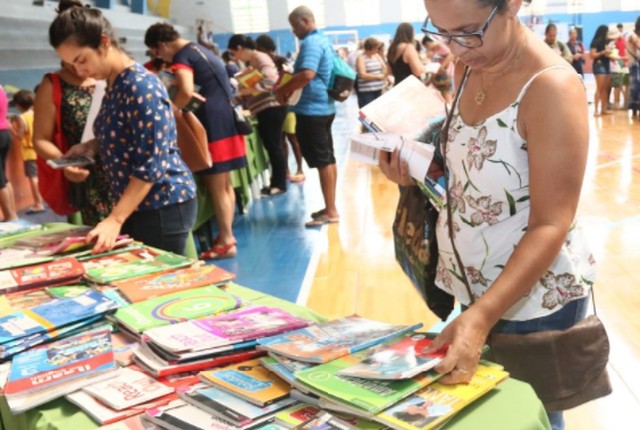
[200,242,237,260]
[261,187,286,196]
[305,214,339,228]
[288,173,305,183]
[311,209,327,220]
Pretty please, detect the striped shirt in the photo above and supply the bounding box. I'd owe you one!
[357,54,386,93]
[245,51,281,116]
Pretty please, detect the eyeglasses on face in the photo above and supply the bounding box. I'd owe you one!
[421,6,499,48]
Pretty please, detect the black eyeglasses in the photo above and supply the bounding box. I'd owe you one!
[421,6,498,48]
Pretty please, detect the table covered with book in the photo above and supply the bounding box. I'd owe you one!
[0,222,551,430]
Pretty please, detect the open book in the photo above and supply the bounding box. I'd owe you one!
[274,72,302,106]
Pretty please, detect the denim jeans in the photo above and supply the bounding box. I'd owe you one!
[489,298,589,430]
[122,198,197,256]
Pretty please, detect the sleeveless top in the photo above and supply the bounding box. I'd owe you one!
[391,46,413,85]
[357,54,386,93]
[435,66,596,321]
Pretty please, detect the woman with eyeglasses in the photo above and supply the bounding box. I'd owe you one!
[387,23,425,85]
[380,1,597,429]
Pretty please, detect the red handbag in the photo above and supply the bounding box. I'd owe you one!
[37,73,77,215]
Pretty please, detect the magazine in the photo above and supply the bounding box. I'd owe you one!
[199,358,290,407]
[257,316,422,363]
[374,363,509,430]
[82,367,174,410]
[114,264,236,303]
[4,329,118,413]
[0,257,85,294]
[144,306,310,353]
[83,246,194,283]
[178,382,297,428]
[0,289,118,346]
[337,333,446,380]
[113,285,242,334]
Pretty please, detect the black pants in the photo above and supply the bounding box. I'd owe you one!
[122,198,197,256]
[257,106,288,190]
[0,130,11,188]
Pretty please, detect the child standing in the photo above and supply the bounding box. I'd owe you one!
[11,90,45,214]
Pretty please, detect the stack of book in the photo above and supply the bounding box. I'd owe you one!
[0,257,85,295]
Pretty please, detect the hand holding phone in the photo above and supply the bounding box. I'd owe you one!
[46,156,95,169]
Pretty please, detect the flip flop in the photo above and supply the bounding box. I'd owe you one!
[311,209,327,220]
[25,208,46,215]
[305,214,339,228]
[289,173,305,183]
[261,187,286,197]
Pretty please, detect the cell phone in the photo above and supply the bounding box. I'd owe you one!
[46,156,95,169]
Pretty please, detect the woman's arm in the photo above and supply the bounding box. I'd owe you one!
[86,177,153,253]
[172,68,196,109]
[32,77,62,160]
[404,44,425,78]
[426,67,589,384]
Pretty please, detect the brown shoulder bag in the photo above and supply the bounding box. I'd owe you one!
[174,108,212,172]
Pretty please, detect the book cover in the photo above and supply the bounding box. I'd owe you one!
[178,382,297,427]
[0,220,42,239]
[268,352,314,373]
[144,306,309,353]
[374,364,509,430]
[145,399,233,430]
[12,227,92,249]
[293,335,442,414]
[112,331,139,366]
[260,356,297,386]
[0,288,53,317]
[337,334,445,380]
[257,316,422,363]
[274,72,301,106]
[82,367,174,410]
[114,285,242,334]
[114,264,236,303]
[0,257,85,294]
[236,68,265,89]
[199,358,291,407]
[0,247,53,271]
[84,247,194,284]
[0,289,118,345]
[295,411,361,430]
[275,403,321,427]
[134,345,264,377]
[45,285,89,299]
[4,329,116,396]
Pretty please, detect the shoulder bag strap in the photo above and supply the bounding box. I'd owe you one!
[189,44,234,105]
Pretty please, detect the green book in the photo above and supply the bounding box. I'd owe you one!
[114,285,242,334]
[84,247,194,283]
[294,334,442,415]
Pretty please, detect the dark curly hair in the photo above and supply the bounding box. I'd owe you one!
[144,22,181,48]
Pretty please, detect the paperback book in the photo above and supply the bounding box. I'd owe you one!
[144,305,310,353]
[0,289,118,346]
[274,72,302,106]
[0,247,53,271]
[374,363,509,430]
[12,226,92,250]
[4,329,118,412]
[236,68,265,89]
[275,403,321,428]
[337,333,445,380]
[178,382,297,428]
[113,285,242,335]
[114,264,236,303]
[84,247,194,284]
[292,334,442,415]
[0,288,53,317]
[257,316,422,363]
[0,219,42,239]
[144,399,234,430]
[199,358,291,407]
[0,257,85,294]
[112,331,139,366]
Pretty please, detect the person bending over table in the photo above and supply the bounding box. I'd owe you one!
[48,1,197,255]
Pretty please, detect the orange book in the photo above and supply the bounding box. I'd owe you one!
[236,68,265,88]
[113,265,236,303]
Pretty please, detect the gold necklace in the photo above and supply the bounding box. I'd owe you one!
[475,34,529,106]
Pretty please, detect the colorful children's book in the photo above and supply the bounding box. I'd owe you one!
[12,227,92,249]
[0,288,53,317]
[199,358,290,407]
[260,356,297,386]
[274,72,302,106]
[292,335,442,415]
[374,363,510,430]
[24,234,132,256]
[0,289,118,346]
[337,333,445,380]
[83,247,194,283]
[0,220,42,239]
[257,316,423,363]
[0,247,53,271]
[45,285,89,298]
[144,399,232,430]
[114,285,242,334]
[144,305,310,353]
[4,329,118,413]
[236,68,265,89]
[82,367,174,410]
[112,331,139,366]
[0,257,85,294]
[114,264,236,303]
[268,352,314,373]
[275,403,321,428]
[178,382,297,428]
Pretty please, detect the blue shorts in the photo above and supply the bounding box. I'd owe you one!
[592,61,610,75]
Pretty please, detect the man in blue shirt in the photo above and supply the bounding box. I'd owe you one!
[275,6,338,227]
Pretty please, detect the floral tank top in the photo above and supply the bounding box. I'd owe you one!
[435,66,597,321]
[60,80,113,225]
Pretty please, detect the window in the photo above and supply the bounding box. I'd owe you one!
[231,0,270,34]
[344,0,380,26]
[400,0,425,23]
[288,0,326,29]
[620,0,639,11]
[567,0,601,14]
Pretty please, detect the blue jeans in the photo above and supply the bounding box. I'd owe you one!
[464,298,589,430]
[122,198,197,256]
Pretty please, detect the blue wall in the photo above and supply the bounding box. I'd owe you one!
[212,10,640,56]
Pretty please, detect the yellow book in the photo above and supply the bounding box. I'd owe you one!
[374,363,509,430]
[236,68,265,89]
[199,358,290,407]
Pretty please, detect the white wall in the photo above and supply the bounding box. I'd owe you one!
[169,0,234,33]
